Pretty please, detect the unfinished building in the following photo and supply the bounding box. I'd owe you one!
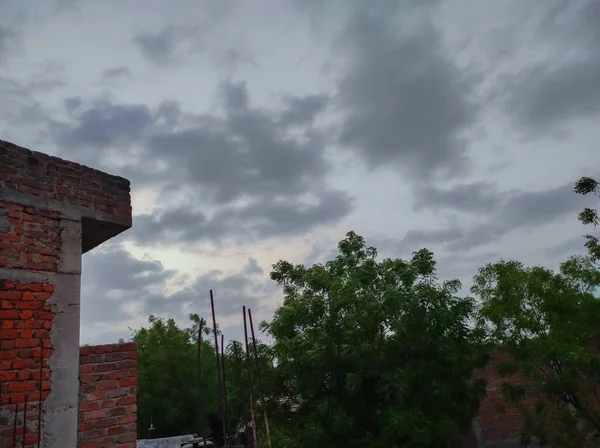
[0,139,137,447]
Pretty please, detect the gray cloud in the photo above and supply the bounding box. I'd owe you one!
[101,67,132,82]
[52,100,152,149]
[134,27,177,64]
[157,269,268,318]
[213,48,256,72]
[545,235,590,259]
[508,56,600,133]
[81,246,177,325]
[0,26,15,64]
[400,182,591,252]
[279,94,329,127]
[81,245,271,339]
[413,182,502,213]
[243,257,264,276]
[0,74,64,143]
[82,246,176,292]
[131,189,352,245]
[335,10,477,179]
[506,1,600,133]
[51,82,351,243]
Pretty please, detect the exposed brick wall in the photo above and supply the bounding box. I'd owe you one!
[0,201,62,271]
[78,343,138,448]
[0,280,54,446]
[1,139,133,445]
[475,350,528,445]
[0,140,131,224]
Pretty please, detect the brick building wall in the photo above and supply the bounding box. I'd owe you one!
[0,139,132,446]
[78,343,138,448]
[0,279,53,445]
[459,350,541,448]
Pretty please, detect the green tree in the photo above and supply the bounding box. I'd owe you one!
[473,255,600,447]
[575,176,600,260]
[189,313,213,437]
[134,315,220,439]
[261,231,488,448]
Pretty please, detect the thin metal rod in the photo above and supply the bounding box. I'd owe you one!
[220,333,230,443]
[243,306,258,448]
[248,309,272,448]
[37,337,43,447]
[22,395,27,448]
[13,402,18,448]
[210,290,227,445]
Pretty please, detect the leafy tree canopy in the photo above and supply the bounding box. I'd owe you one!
[473,254,600,447]
[261,231,488,448]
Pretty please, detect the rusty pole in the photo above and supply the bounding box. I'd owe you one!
[12,402,18,448]
[37,337,44,447]
[210,290,228,445]
[243,306,258,448]
[248,309,272,448]
[22,395,27,448]
[220,333,230,443]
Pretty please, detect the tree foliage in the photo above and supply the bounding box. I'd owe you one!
[473,255,600,447]
[134,315,222,439]
[133,314,273,444]
[261,231,488,448]
[575,176,600,260]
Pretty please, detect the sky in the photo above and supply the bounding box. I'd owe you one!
[0,0,598,345]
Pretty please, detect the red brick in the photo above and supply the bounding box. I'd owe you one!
[0,310,19,319]
[0,320,14,329]
[1,280,15,289]
[118,377,136,387]
[8,381,36,392]
[15,283,42,292]
[0,291,20,300]
[0,329,18,339]
[15,338,40,348]
[96,380,118,391]
[13,359,37,369]
[21,291,35,300]
[0,339,14,349]
[0,349,17,359]
[15,320,42,329]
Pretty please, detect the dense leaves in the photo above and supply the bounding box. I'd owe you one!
[134,315,217,439]
[261,232,488,448]
[473,255,600,446]
[133,314,272,444]
[575,176,600,260]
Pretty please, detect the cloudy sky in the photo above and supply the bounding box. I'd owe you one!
[1,0,598,345]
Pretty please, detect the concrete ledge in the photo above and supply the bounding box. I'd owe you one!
[0,139,132,252]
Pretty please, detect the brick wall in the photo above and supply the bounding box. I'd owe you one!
[78,343,138,448]
[0,140,131,224]
[0,279,54,446]
[458,350,541,447]
[0,201,62,272]
[0,139,132,254]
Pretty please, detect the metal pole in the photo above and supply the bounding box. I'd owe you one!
[220,333,230,444]
[22,395,27,448]
[248,309,272,448]
[210,290,227,446]
[13,402,18,448]
[37,337,43,447]
[243,306,258,448]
